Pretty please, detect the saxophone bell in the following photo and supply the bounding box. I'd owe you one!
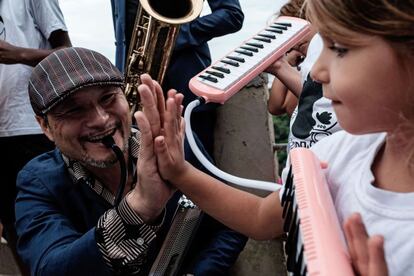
[124,0,204,115]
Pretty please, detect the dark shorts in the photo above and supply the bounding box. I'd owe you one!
[0,134,54,227]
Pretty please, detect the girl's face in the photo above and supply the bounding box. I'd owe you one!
[311,31,414,135]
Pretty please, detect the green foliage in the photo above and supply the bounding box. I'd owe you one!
[273,114,290,173]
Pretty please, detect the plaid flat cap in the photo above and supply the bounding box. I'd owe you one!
[28,47,124,115]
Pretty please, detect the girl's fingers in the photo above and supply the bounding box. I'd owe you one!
[180,117,185,137]
[348,213,370,275]
[368,236,388,276]
[165,98,178,146]
[154,135,171,164]
[174,93,184,122]
[343,217,357,263]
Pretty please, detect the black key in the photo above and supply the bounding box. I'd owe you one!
[266,27,283,34]
[281,167,293,206]
[286,220,300,272]
[235,49,253,57]
[275,22,292,27]
[227,55,245,63]
[295,245,304,276]
[246,42,264,49]
[212,66,231,74]
[240,45,259,52]
[288,206,298,235]
[270,24,288,30]
[258,33,276,39]
[283,192,294,232]
[205,70,224,78]
[291,223,300,265]
[282,174,294,217]
[254,36,271,43]
[221,59,239,67]
[199,74,218,83]
[284,208,298,254]
[282,193,291,219]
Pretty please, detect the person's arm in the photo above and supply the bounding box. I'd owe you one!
[0,0,72,67]
[174,0,244,50]
[137,76,285,240]
[0,30,71,67]
[157,147,284,240]
[268,78,298,116]
[268,49,304,115]
[266,57,303,98]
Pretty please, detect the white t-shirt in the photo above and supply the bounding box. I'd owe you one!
[0,0,67,137]
[288,34,341,150]
[311,131,414,276]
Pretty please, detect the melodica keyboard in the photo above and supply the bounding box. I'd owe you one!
[189,16,311,103]
[282,148,354,276]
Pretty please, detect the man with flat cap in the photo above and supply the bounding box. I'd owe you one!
[15,47,246,275]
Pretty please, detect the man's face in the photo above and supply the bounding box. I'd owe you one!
[39,85,131,168]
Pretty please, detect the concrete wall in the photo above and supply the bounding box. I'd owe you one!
[213,74,286,275]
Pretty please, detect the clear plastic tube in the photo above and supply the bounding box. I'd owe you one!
[184,99,281,192]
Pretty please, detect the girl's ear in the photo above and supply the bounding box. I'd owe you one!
[35,115,55,142]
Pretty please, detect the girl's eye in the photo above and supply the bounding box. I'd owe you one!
[329,43,348,57]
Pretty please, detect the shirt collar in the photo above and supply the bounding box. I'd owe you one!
[62,128,140,205]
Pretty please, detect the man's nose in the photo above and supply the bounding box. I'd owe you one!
[86,105,109,127]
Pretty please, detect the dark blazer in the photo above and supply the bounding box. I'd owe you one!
[15,137,247,275]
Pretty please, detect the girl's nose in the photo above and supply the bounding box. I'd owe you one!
[310,55,329,84]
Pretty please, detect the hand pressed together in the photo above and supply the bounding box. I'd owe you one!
[153,89,188,183]
[127,74,177,222]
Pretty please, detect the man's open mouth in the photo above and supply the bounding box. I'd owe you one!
[85,128,117,143]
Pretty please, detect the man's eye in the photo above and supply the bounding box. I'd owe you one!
[64,107,82,115]
[61,106,83,116]
[101,93,116,104]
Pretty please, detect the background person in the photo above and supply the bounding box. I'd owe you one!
[0,0,71,272]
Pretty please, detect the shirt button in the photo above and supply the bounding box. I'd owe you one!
[137,238,145,245]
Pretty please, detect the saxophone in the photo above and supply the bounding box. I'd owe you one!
[124,0,203,114]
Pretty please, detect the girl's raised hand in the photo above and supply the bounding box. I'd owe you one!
[343,213,388,276]
[153,90,188,183]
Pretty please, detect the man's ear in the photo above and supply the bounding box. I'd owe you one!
[35,115,55,142]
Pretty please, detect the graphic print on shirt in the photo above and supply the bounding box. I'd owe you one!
[289,74,339,149]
